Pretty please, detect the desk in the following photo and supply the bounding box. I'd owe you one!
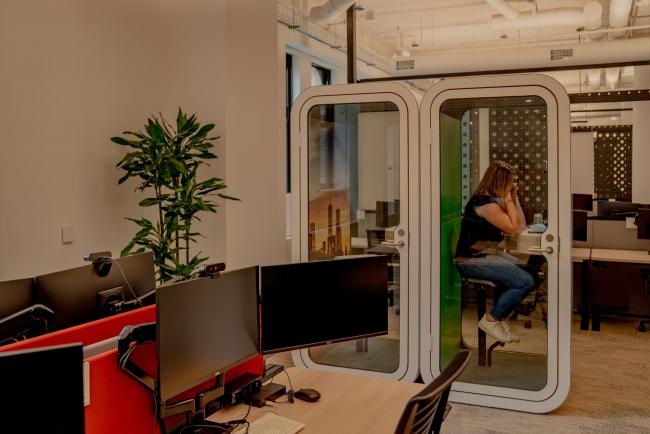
[586,249,650,331]
[590,249,650,264]
[209,367,423,433]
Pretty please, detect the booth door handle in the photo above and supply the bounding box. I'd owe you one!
[382,241,405,248]
[528,246,554,254]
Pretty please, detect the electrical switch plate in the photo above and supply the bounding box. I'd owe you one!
[61,225,73,244]
[83,361,90,406]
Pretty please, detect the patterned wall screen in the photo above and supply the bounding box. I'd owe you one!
[593,126,632,202]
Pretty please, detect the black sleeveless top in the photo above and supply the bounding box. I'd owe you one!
[455,194,504,258]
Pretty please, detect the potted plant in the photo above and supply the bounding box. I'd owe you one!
[112,108,238,283]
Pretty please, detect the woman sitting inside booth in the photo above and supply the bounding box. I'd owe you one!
[455,160,537,343]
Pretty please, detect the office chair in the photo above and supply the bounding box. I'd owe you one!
[394,350,470,434]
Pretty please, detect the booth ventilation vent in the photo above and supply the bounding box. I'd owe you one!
[396,60,415,71]
[550,48,573,61]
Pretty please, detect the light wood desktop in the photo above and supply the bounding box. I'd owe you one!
[209,367,424,434]
[590,248,650,264]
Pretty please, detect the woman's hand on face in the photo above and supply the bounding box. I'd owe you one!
[509,183,519,201]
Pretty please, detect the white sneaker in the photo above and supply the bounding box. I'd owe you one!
[478,315,512,343]
[500,321,520,343]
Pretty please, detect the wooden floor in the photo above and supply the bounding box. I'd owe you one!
[267,315,650,434]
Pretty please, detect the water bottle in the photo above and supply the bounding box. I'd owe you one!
[533,213,543,225]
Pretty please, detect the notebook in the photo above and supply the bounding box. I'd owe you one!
[243,413,305,434]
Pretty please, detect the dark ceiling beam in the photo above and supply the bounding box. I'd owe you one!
[569,89,650,103]
[570,108,633,113]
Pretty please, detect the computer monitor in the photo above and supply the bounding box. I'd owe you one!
[0,344,85,434]
[0,278,34,319]
[260,256,389,354]
[156,266,260,403]
[572,194,593,211]
[596,200,640,218]
[35,252,155,330]
[572,210,588,242]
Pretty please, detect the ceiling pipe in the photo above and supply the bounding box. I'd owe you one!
[486,0,519,20]
[491,3,601,31]
[309,0,357,23]
[384,37,649,76]
[609,0,634,38]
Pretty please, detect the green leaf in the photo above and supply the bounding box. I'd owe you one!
[217,193,240,201]
[138,197,167,207]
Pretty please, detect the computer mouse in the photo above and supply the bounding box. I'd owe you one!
[294,388,321,402]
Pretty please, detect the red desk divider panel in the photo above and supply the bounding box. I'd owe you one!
[0,305,156,353]
[0,305,263,434]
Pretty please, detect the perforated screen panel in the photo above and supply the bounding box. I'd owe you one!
[594,126,632,202]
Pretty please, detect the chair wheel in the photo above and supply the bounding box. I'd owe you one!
[524,320,532,329]
[639,324,647,332]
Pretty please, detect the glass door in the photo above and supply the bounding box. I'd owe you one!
[420,75,572,412]
[290,83,419,381]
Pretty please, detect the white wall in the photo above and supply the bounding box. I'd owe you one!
[633,65,650,204]
[224,1,286,270]
[0,0,284,279]
[570,132,595,195]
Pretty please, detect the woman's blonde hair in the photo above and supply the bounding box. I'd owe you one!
[474,160,516,199]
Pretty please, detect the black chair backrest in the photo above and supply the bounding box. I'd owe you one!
[394,350,471,434]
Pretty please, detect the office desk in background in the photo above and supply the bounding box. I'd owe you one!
[210,367,423,434]
[587,249,650,331]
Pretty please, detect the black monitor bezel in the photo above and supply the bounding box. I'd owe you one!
[155,266,261,405]
[259,256,389,355]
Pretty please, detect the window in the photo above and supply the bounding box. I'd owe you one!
[311,64,331,87]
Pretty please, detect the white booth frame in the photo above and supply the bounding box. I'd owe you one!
[419,75,572,413]
[289,82,420,382]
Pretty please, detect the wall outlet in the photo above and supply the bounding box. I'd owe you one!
[61,225,74,244]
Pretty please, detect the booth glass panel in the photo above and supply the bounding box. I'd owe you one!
[305,102,401,373]
[439,96,549,391]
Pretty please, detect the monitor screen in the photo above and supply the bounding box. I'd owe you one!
[596,200,640,218]
[35,252,156,329]
[572,210,588,242]
[572,194,593,211]
[156,266,260,403]
[0,344,85,434]
[260,256,388,354]
[638,209,650,240]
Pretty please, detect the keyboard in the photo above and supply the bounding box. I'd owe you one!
[244,413,304,434]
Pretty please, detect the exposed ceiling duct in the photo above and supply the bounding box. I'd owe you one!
[609,0,634,38]
[309,0,357,24]
[393,2,603,47]
[486,0,519,20]
[391,37,649,76]
[491,3,602,32]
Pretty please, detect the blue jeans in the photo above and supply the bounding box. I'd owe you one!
[457,253,536,320]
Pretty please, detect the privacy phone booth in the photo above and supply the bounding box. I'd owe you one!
[420,75,572,413]
[289,82,420,381]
